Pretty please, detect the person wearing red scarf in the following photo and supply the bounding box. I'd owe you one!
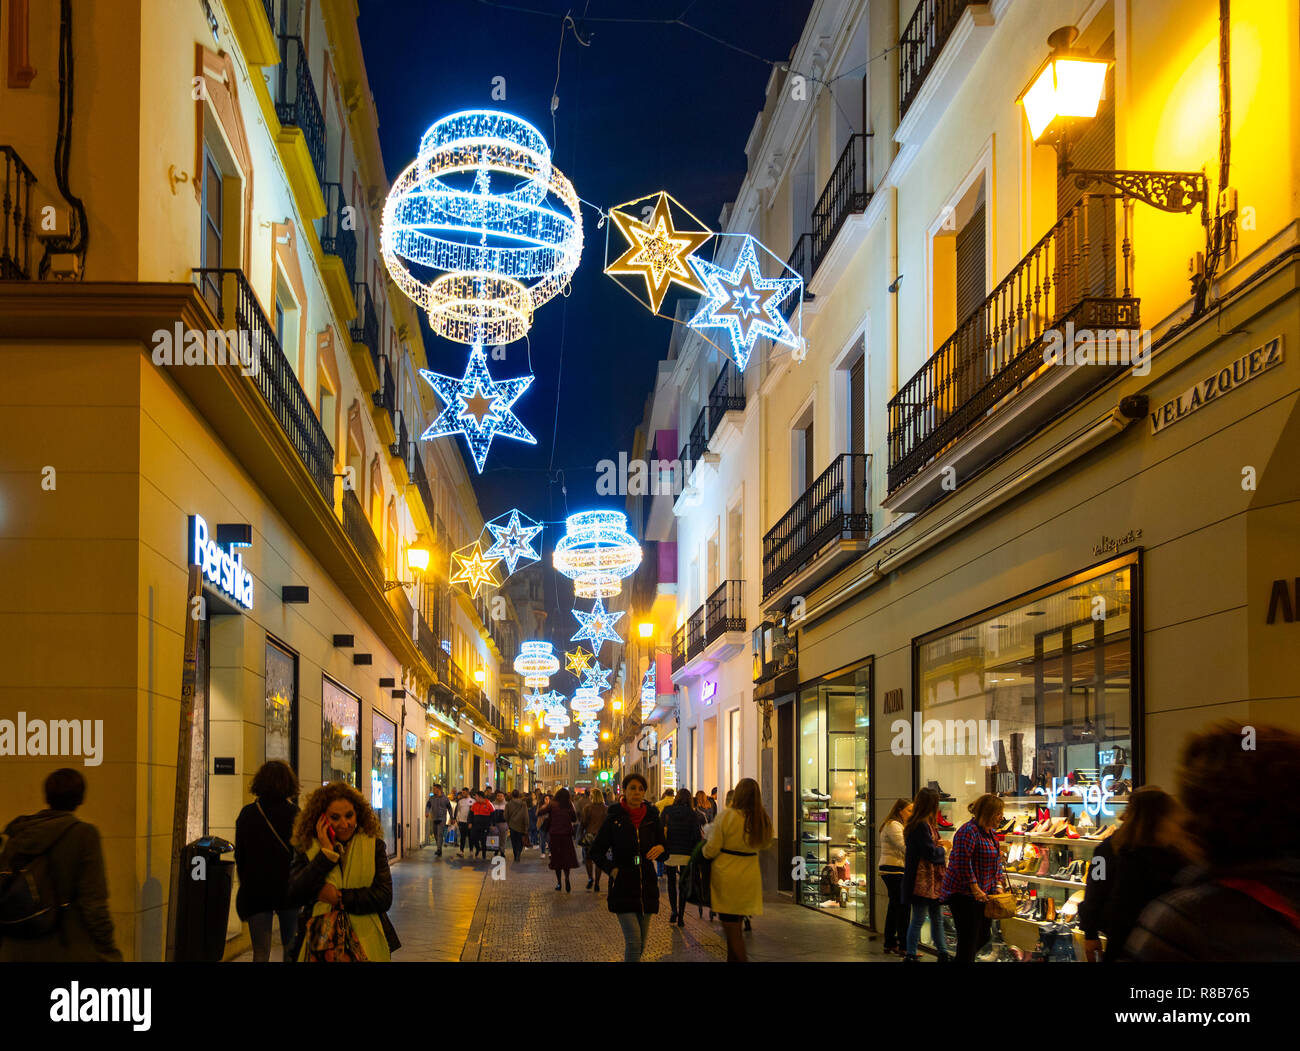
[589,774,666,961]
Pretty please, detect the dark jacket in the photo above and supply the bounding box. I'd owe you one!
[662,801,703,858]
[234,796,299,918]
[426,793,453,822]
[0,810,121,962]
[589,802,666,914]
[1127,857,1300,962]
[287,836,393,915]
[505,798,529,834]
[1078,840,1186,960]
[901,821,946,905]
[542,802,577,836]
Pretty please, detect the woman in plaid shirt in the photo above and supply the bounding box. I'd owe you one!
[941,793,1007,962]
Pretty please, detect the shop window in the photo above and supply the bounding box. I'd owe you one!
[372,711,398,855]
[322,676,360,787]
[915,555,1139,955]
[797,660,871,926]
[265,638,297,769]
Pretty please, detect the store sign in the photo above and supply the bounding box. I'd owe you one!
[473,731,484,746]
[701,679,718,705]
[405,731,418,754]
[188,514,253,610]
[1150,335,1283,434]
[1047,774,1115,817]
[1092,528,1143,558]
[371,773,383,810]
[883,689,904,714]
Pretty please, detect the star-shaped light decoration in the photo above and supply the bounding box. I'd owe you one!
[565,648,593,675]
[582,662,613,693]
[550,736,576,754]
[420,343,536,473]
[571,598,625,653]
[484,509,543,574]
[688,235,801,370]
[449,541,500,598]
[606,192,713,314]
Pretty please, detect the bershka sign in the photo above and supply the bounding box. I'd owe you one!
[188,514,253,610]
[1150,335,1283,434]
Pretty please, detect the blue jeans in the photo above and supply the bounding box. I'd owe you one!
[248,908,299,963]
[616,912,652,962]
[905,901,950,958]
[539,826,550,854]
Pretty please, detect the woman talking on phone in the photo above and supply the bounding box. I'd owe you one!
[287,782,400,962]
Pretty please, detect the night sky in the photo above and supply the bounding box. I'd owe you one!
[358,0,812,534]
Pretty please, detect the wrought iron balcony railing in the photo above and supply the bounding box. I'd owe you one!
[411,444,436,522]
[390,408,409,461]
[899,0,979,121]
[706,361,745,439]
[886,193,1135,493]
[686,605,705,660]
[786,133,872,292]
[373,355,396,415]
[671,624,687,673]
[762,453,871,600]
[276,35,326,190]
[321,182,357,286]
[193,268,335,501]
[678,406,708,470]
[1,146,36,280]
[787,232,813,290]
[705,580,745,647]
[416,610,441,672]
[351,282,380,368]
[342,489,385,583]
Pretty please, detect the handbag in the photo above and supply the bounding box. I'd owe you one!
[913,858,943,900]
[684,841,712,908]
[305,908,369,962]
[256,801,291,855]
[984,891,1017,919]
[485,832,501,851]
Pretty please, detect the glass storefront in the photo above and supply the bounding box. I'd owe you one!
[264,638,296,768]
[797,660,871,926]
[372,711,397,853]
[322,676,360,786]
[915,554,1139,961]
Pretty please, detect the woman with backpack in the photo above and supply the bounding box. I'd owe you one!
[661,787,703,926]
[702,777,772,962]
[589,773,667,961]
[234,759,300,962]
[541,788,579,891]
[287,781,398,962]
[901,786,950,962]
[581,789,609,891]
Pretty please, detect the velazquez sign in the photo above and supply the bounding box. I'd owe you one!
[1150,335,1283,434]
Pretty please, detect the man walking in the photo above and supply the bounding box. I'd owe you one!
[426,785,453,857]
[0,768,121,961]
[505,790,529,862]
[454,788,473,857]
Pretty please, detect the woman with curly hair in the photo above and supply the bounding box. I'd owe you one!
[287,781,399,962]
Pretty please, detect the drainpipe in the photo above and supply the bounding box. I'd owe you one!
[887,184,899,399]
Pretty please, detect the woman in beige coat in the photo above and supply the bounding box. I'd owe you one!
[702,777,773,962]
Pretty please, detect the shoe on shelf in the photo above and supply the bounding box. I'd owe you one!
[801,831,831,842]
[801,788,831,801]
[936,812,954,829]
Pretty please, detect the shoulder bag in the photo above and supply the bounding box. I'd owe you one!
[256,801,292,855]
[984,891,1017,919]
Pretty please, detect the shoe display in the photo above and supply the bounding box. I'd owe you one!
[801,831,831,842]
[936,812,954,829]
[802,788,831,801]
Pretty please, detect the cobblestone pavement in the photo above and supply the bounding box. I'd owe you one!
[238,839,899,963]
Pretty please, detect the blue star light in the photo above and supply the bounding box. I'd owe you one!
[570,597,625,652]
[688,235,801,370]
[485,509,543,574]
[582,662,613,692]
[419,343,536,473]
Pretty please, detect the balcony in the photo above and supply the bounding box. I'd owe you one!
[416,610,441,672]
[389,409,410,485]
[1,146,37,280]
[193,268,335,501]
[786,232,813,292]
[885,193,1137,511]
[788,133,873,290]
[275,35,327,218]
[761,453,872,611]
[320,182,358,319]
[342,488,385,584]
[900,0,980,119]
[686,606,705,660]
[349,281,381,390]
[671,624,687,673]
[673,581,747,682]
[372,355,397,445]
[706,362,745,448]
[704,580,746,648]
[678,405,708,471]
[410,440,435,526]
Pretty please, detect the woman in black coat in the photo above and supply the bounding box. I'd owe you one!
[660,788,702,926]
[589,773,666,962]
[234,760,300,962]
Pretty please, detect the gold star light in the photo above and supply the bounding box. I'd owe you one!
[606,192,713,313]
[565,647,593,674]
[450,541,500,598]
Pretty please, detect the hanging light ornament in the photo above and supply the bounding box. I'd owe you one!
[513,640,560,689]
[381,110,583,346]
[552,510,642,599]
[484,508,543,574]
[570,596,626,653]
[570,686,604,716]
[449,540,500,597]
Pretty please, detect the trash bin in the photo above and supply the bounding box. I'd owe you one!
[175,835,235,962]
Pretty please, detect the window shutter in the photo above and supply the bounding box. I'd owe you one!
[849,350,865,456]
[955,202,986,325]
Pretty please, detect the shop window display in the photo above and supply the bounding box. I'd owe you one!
[915,556,1138,961]
[372,712,398,852]
[797,662,871,926]
[322,676,360,786]
[265,638,296,768]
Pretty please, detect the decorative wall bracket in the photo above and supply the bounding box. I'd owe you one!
[1067,167,1208,218]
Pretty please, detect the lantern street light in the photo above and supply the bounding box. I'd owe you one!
[384,534,431,592]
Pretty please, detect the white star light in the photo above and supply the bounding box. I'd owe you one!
[582,662,613,692]
[688,235,801,370]
[420,343,536,473]
[485,509,543,573]
[570,597,625,653]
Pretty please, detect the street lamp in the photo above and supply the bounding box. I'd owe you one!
[384,535,431,592]
[474,668,486,684]
[637,621,655,639]
[1017,26,1207,218]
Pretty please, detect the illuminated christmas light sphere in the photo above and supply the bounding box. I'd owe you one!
[544,710,571,732]
[552,510,642,598]
[571,687,604,715]
[513,640,560,689]
[381,109,583,346]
